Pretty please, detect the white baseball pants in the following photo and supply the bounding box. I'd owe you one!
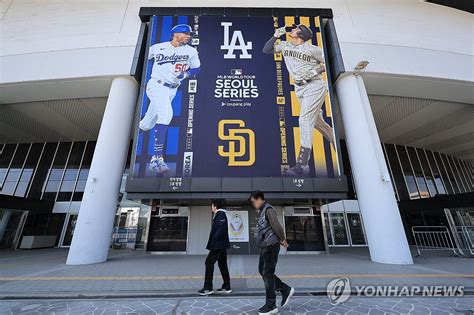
[296,79,330,149]
[139,79,177,131]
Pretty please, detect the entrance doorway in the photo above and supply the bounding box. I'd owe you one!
[0,209,28,250]
[284,206,326,251]
[146,207,189,252]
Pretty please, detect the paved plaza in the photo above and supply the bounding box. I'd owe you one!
[0,248,473,313]
[2,296,474,314]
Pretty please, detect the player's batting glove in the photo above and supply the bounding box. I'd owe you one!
[274,26,286,38]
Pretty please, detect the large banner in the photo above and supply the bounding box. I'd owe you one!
[133,14,340,179]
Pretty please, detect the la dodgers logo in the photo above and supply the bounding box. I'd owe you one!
[220,22,252,59]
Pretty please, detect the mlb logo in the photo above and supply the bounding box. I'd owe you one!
[188,80,197,93]
[231,69,243,75]
[191,38,200,45]
[277,97,286,104]
[187,128,193,137]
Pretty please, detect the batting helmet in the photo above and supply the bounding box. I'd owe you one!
[171,24,193,35]
[293,24,313,41]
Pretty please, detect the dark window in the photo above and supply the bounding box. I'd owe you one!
[57,142,86,201]
[416,148,438,197]
[382,144,399,200]
[72,142,96,201]
[426,150,447,194]
[396,145,420,199]
[434,152,454,194]
[1,144,30,195]
[45,214,66,246]
[406,147,429,198]
[42,142,72,201]
[460,160,473,191]
[22,214,49,236]
[14,143,44,197]
[0,144,17,186]
[27,143,58,200]
[455,158,471,192]
[440,154,460,194]
[448,156,467,193]
[384,144,409,200]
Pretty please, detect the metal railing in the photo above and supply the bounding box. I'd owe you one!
[455,226,474,256]
[411,226,461,258]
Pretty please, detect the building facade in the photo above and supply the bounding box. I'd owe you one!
[0,1,472,264]
[1,139,472,252]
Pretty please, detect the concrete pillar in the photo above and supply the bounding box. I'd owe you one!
[336,73,413,265]
[67,77,138,265]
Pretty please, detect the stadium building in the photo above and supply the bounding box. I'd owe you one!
[0,1,472,265]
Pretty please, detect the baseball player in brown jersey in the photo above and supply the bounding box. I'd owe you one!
[263,24,335,177]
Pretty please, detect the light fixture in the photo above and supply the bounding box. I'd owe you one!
[354,60,369,71]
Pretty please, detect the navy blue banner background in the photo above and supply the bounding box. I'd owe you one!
[132,15,338,179]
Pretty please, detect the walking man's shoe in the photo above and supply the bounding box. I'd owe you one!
[216,286,232,294]
[258,304,278,314]
[281,286,295,307]
[197,288,213,296]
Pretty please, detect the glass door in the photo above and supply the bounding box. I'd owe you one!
[0,209,28,250]
[61,214,78,247]
[146,208,188,252]
[284,207,325,251]
[329,212,350,246]
[346,213,367,246]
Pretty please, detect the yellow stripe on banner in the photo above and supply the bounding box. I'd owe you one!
[299,16,310,27]
[312,130,328,177]
[325,93,332,117]
[314,16,321,28]
[284,16,295,41]
[274,49,282,61]
[290,91,300,117]
[331,145,339,177]
[293,127,301,162]
[321,73,332,115]
[316,31,323,48]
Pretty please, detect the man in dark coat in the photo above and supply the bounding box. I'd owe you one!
[198,199,231,295]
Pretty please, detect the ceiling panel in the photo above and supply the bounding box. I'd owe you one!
[369,95,474,163]
[0,98,106,143]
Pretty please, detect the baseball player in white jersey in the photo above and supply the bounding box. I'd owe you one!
[140,24,201,174]
[263,24,335,177]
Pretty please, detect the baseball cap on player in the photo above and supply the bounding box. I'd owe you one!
[292,24,313,41]
[171,24,193,35]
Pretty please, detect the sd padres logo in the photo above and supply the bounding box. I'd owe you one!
[218,120,255,166]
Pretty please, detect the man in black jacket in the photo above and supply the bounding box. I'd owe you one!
[198,199,231,295]
[250,190,294,315]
